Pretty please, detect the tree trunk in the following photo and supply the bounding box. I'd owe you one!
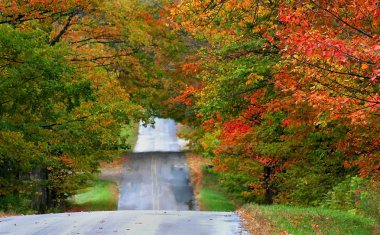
[264,166,273,204]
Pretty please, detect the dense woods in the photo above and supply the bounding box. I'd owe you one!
[168,0,380,219]
[0,0,379,220]
[0,0,178,212]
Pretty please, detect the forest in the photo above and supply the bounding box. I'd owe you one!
[0,0,379,223]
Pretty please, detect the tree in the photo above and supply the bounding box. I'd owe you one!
[170,0,282,204]
[0,0,180,212]
[170,0,380,206]
[276,0,380,179]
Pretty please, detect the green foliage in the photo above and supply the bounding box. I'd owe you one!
[272,122,353,206]
[119,123,139,151]
[199,130,220,158]
[0,24,138,213]
[219,172,262,204]
[0,195,35,214]
[197,50,278,121]
[322,176,367,212]
[322,176,380,223]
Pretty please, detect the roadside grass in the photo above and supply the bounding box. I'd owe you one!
[68,179,118,211]
[199,166,234,211]
[199,189,234,211]
[239,204,377,235]
[186,153,235,211]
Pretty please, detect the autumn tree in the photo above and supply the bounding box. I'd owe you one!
[0,0,179,212]
[170,0,282,204]
[276,0,380,179]
[170,0,380,207]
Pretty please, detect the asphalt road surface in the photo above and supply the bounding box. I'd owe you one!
[118,152,196,210]
[0,210,248,235]
[118,118,195,210]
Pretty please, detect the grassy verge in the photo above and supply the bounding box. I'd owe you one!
[68,179,118,211]
[199,188,234,211]
[185,153,210,197]
[186,153,234,211]
[238,204,377,235]
[199,167,234,211]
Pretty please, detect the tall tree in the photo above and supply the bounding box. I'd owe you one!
[0,0,179,212]
[170,0,379,206]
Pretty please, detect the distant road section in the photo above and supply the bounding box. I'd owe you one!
[117,117,194,210]
[134,118,188,152]
[118,152,196,211]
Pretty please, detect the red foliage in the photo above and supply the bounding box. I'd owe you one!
[172,85,197,106]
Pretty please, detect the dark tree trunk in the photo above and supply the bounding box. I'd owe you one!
[264,166,273,204]
[30,168,49,213]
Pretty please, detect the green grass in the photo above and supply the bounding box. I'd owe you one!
[199,189,234,211]
[69,179,118,211]
[199,167,234,211]
[241,204,377,235]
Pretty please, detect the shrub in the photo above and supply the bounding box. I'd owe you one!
[322,176,380,223]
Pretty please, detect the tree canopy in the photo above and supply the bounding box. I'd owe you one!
[168,0,380,206]
[0,0,181,212]
[0,0,379,213]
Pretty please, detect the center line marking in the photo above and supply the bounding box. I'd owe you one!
[151,156,155,210]
[154,157,160,210]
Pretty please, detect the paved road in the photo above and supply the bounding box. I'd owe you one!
[134,118,188,152]
[0,211,247,235]
[118,152,196,210]
[118,118,194,210]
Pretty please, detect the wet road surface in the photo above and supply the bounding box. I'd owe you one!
[0,210,248,235]
[118,152,196,210]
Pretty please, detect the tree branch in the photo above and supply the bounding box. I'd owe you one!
[50,12,76,46]
[40,111,108,129]
[309,0,373,38]
[294,57,371,80]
